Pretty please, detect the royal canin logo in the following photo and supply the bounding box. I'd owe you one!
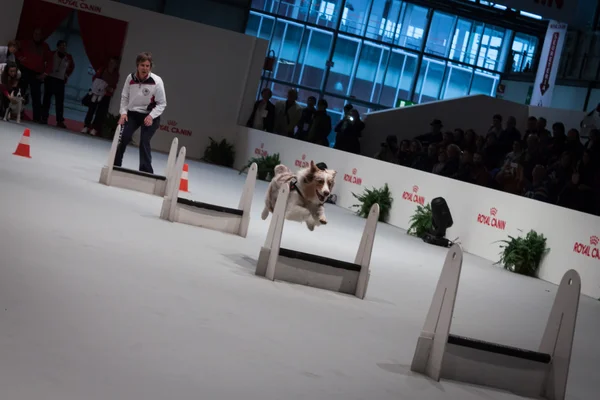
[573,236,600,260]
[295,154,309,168]
[477,207,506,230]
[343,168,362,185]
[254,142,268,157]
[159,119,192,136]
[402,185,425,205]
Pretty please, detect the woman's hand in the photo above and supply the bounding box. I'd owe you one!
[118,114,128,125]
[144,115,153,126]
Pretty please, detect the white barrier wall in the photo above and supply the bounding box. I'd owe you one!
[236,127,600,299]
[361,95,530,157]
[0,0,268,160]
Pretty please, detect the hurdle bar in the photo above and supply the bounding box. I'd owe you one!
[160,146,257,238]
[255,185,379,299]
[99,125,178,197]
[410,244,580,400]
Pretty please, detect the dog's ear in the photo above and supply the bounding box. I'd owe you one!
[310,160,318,171]
[330,170,337,178]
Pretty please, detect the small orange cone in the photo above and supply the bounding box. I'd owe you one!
[13,128,32,158]
[179,163,189,192]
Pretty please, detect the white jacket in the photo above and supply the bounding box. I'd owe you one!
[119,72,167,119]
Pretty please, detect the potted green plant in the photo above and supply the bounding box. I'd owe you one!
[407,203,432,238]
[496,229,549,277]
[201,137,236,168]
[239,153,281,181]
[351,183,393,222]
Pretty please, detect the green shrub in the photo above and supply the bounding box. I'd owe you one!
[239,153,281,181]
[496,229,549,277]
[202,137,236,168]
[351,183,393,222]
[407,203,432,238]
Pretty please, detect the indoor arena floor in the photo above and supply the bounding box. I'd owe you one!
[0,121,598,400]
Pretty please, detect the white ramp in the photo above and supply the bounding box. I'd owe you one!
[99,125,178,197]
[256,185,379,299]
[410,244,581,400]
[160,147,257,238]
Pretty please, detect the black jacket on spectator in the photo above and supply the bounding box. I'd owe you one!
[246,100,275,133]
[334,117,364,154]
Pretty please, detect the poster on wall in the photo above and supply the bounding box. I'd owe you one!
[530,20,568,107]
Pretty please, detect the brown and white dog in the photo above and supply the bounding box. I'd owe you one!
[261,161,337,231]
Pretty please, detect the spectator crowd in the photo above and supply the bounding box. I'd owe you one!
[374,114,600,216]
[246,87,365,154]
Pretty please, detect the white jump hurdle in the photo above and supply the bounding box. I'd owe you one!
[410,244,580,400]
[99,125,179,197]
[256,185,379,299]
[160,146,258,238]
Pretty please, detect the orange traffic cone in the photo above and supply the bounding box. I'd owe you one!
[13,128,31,158]
[179,163,190,193]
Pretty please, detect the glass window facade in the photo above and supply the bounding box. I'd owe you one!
[246,0,540,119]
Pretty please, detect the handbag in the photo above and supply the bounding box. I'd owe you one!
[81,90,92,107]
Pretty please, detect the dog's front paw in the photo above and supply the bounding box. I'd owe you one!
[306,220,315,231]
[318,217,327,225]
[261,208,269,220]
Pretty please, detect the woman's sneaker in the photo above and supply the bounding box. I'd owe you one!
[81,126,89,134]
[90,129,98,136]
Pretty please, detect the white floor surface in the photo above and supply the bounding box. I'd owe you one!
[0,121,599,400]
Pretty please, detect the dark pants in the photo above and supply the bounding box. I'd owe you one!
[42,76,66,123]
[114,111,160,174]
[84,95,111,130]
[19,67,43,121]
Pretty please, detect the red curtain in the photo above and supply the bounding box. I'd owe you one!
[16,0,73,41]
[77,11,128,71]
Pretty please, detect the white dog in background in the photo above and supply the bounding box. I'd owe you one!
[3,88,22,123]
[261,160,337,231]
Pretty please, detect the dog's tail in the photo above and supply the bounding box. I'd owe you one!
[274,164,291,176]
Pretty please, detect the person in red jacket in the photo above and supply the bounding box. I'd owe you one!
[15,27,50,122]
[82,56,120,136]
[42,40,75,128]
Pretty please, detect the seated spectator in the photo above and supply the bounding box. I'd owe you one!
[498,116,521,154]
[475,134,485,153]
[522,164,550,202]
[549,122,567,160]
[374,135,399,163]
[584,129,599,160]
[488,114,503,136]
[537,117,551,138]
[472,152,490,186]
[565,128,584,159]
[454,149,474,183]
[482,133,504,170]
[495,158,523,195]
[246,87,275,133]
[405,139,423,166]
[414,119,443,146]
[547,151,574,200]
[523,116,538,144]
[397,139,411,165]
[503,140,523,164]
[439,144,461,177]
[576,149,597,189]
[557,171,596,214]
[306,98,331,147]
[412,143,437,172]
[295,96,316,141]
[440,131,453,149]
[334,108,364,154]
[463,129,478,153]
[522,134,548,181]
[432,148,447,175]
[453,128,465,148]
